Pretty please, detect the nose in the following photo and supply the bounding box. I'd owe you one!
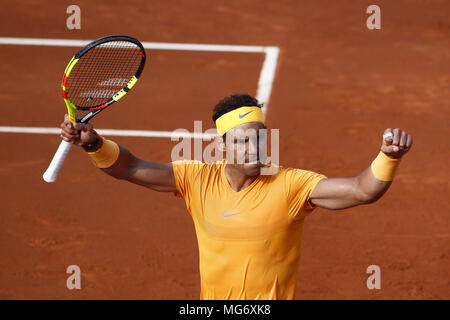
[247,136,258,158]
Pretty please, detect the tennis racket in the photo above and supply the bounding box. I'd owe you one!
[43,35,146,183]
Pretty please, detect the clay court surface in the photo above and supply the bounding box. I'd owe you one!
[0,0,449,299]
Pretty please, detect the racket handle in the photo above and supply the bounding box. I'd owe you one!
[43,140,73,183]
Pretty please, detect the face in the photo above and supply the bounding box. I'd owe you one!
[221,122,267,176]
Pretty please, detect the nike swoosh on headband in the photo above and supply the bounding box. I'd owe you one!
[238,111,253,119]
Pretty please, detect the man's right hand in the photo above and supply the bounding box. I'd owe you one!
[60,114,98,147]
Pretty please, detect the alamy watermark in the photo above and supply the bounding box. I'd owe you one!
[171,121,280,175]
[66,265,81,290]
[366,5,381,30]
[66,5,81,30]
[366,265,381,290]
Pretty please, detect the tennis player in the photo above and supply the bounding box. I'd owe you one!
[60,94,413,299]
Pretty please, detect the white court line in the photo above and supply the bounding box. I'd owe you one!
[0,37,268,53]
[0,126,216,140]
[0,37,279,136]
[257,47,279,116]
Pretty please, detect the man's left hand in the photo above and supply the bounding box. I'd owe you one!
[380,128,413,159]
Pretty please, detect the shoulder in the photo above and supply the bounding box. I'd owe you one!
[171,159,223,176]
[172,159,224,168]
[276,165,327,189]
[280,166,325,178]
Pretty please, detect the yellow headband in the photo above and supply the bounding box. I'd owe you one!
[215,106,265,136]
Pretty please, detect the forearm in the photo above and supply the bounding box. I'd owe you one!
[100,145,139,180]
[311,152,401,209]
[354,165,392,203]
[60,116,176,191]
[81,135,138,180]
[85,137,176,191]
[356,150,402,203]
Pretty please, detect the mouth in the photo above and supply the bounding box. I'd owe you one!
[246,156,259,165]
[246,158,263,168]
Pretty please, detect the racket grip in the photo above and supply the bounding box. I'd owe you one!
[43,140,73,183]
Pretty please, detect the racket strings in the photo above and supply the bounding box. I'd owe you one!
[66,40,143,108]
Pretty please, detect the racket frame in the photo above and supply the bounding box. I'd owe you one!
[43,35,146,183]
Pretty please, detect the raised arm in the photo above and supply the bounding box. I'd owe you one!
[310,128,413,210]
[60,114,177,192]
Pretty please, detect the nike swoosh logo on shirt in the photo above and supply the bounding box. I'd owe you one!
[238,111,253,119]
[222,211,241,217]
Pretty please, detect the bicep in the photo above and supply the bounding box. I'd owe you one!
[127,159,177,192]
[310,177,364,210]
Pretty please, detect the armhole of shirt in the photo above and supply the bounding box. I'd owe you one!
[172,161,185,198]
[304,176,327,211]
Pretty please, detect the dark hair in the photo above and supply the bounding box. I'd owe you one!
[212,94,263,122]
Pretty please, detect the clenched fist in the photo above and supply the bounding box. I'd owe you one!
[381,128,413,159]
[60,114,99,148]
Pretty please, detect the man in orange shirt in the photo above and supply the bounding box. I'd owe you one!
[60,94,413,299]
